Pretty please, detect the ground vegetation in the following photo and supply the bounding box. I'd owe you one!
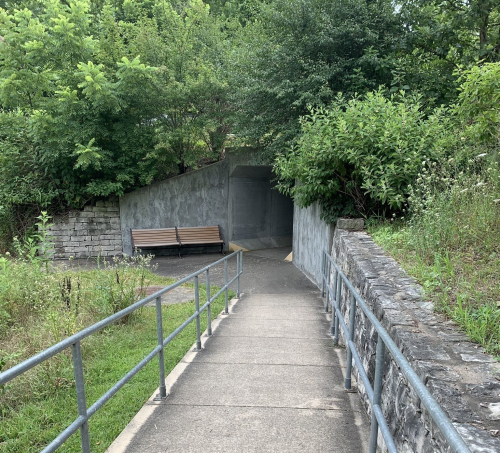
[0,229,232,451]
[368,63,500,356]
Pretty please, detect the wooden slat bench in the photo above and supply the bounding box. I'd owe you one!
[177,226,224,256]
[131,228,181,257]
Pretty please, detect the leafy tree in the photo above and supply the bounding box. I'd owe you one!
[403,0,500,62]
[0,0,160,206]
[454,62,500,145]
[228,0,404,158]
[146,0,231,174]
[94,0,232,176]
[393,0,500,106]
[0,0,232,207]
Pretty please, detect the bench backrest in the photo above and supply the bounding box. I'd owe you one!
[131,228,179,247]
[177,226,222,244]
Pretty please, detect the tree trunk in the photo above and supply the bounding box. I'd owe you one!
[479,12,489,51]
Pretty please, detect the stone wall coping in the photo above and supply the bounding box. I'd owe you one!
[336,218,365,231]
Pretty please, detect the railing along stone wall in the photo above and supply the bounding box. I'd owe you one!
[48,199,122,259]
[331,226,500,452]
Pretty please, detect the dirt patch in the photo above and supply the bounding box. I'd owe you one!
[139,285,195,306]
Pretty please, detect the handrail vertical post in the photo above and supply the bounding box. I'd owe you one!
[206,269,212,336]
[330,269,338,335]
[325,260,331,313]
[369,337,386,453]
[321,251,326,297]
[155,296,167,399]
[334,276,341,345]
[224,258,229,314]
[195,276,201,350]
[236,251,241,297]
[345,293,356,390]
[72,340,91,453]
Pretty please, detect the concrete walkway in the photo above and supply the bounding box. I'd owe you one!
[108,249,368,453]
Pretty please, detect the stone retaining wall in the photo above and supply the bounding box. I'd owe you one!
[331,227,500,452]
[48,200,122,259]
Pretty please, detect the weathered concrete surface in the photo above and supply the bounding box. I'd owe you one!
[330,228,500,452]
[292,201,335,287]
[120,161,230,256]
[107,251,368,453]
[151,247,318,295]
[116,405,361,453]
[119,151,293,256]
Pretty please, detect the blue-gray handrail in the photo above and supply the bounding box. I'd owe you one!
[321,250,471,453]
[0,249,243,453]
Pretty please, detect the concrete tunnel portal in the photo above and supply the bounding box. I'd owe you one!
[119,153,294,256]
[228,165,293,251]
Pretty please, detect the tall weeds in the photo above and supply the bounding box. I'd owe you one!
[0,253,158,410]
[370,150,500,355]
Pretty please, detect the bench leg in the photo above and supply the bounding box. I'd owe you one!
[178,246,182,259]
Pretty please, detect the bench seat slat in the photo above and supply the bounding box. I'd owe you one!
[134,233,177,237]
[131,226,224,256]
[133,234,177,239]
[133,228,177,233]
[179,236,221,241]
[180,240,223,244]
[134,236,177,240]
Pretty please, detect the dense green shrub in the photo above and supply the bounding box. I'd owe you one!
[455,62,500,145]
[274,90,457,221]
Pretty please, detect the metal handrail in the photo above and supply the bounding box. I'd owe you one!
[321,250,471,453]
[0,249,243,453]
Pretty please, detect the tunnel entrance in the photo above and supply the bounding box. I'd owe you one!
[228,165,293,251]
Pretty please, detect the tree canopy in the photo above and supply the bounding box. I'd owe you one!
[0,0,231,238]
[1,0,499,245]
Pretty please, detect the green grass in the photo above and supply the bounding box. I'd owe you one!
[369,221,500,358]
[0,254,234,453]
[367,153,500,358]
[0,286,231,453]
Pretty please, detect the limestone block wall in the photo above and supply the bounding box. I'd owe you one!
[330,228,500,452]
[48,200,122,259]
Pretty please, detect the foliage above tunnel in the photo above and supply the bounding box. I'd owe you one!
[1,0,500,247]
[0,0,230,212]
[273,91,458,221]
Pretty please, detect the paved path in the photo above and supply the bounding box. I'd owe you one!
[108,249,368,453]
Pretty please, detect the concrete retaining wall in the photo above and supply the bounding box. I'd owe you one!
[48,200,122,259]
[120,151,294,256]
[292,202,334,286]
[331,228,500,452]
[120,161,229,256]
